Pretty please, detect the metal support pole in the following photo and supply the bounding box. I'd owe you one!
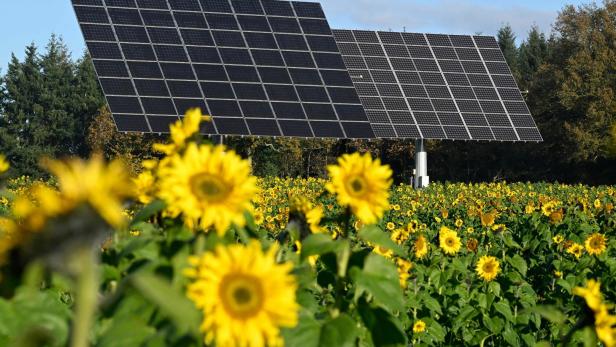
[414,139,429,189]
[211,135,224,145]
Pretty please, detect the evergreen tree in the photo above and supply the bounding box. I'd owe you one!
[497,24,519,78]
[0,36,105,177]
[518,26,549,90]
[1,45,47,175]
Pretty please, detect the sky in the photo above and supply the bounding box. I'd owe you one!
[0,0,588,70]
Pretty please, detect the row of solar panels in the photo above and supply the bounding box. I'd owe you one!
[72,0,542,141]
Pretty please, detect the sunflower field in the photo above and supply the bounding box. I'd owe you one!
[0,110,615,347]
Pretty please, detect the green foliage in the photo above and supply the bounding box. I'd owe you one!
[0,36,105,177]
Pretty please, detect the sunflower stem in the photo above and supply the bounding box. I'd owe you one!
[71,247,99,347]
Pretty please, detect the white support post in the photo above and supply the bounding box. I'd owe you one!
[414,139,429,189]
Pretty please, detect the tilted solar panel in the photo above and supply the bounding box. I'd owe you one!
[332,29,542,141]
[73,0,375,138]
[71,0,542,142]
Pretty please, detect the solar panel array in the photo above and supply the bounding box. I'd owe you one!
[73,0,375,138]
[333,30,542,141]
[72,0,542,142]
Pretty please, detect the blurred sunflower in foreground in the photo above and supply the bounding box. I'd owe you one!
[574,279,616,347]
[0,155,132,268]
[0,155,9,174]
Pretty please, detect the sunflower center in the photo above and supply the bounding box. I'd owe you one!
[446,237,454,246]
[590,238,601,249]
[346,176,366,196]
[190,173,230,203]
[220,274,264,320]
[483,263,494,273]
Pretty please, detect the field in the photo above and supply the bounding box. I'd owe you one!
[0,113,615,347]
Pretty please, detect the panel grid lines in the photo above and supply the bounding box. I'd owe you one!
[424,35,471,140]
[331,28,540,141]
[99,1,152,132]
[76,0,372,138]
[74,0,540,141]
[133,0,182,125]
[167,0,221,135]
[470,35,519,141]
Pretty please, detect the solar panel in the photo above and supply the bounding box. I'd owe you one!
[73,0,373,138]
[332,29,541,141]
[72,0,541,141]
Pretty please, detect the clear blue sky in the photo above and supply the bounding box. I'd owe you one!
[0,0,588,70]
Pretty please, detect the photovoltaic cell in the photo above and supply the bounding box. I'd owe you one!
[331,29,541,141]
[73,0,539,141]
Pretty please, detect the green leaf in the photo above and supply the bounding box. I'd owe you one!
[96,316,156,347]
[319,314,359,347]
[282,311,321,347]
[494,300,514,322]
[502,325,520,347]
[509,255,527,276]
[351,254,405,313]
[358,298,407,347]
[483,315,504,334]
[488,282,501,297]
[301,234,340,261]
[556,278,573,294]
[421,294,443,315]
[527,306,566,324]
[453,306,478,333]
[337,240,351,278]
[130,199,167,227]
[130,272,200,336]
[358,226,404,257]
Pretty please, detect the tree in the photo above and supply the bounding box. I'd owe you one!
[0,36,105,177]
[86,107,160,175]
[552,2,616,162]
[518,26,550,90]
[497,24,519,78]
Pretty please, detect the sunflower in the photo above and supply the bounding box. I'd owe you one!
[475,255,501,281]
[525,204,535,214]
[480,210,496,227]
[185,241,298,347]
[553,234,564,244]
[253,210,264,225]
[414,234,429,259]
[594,199,602,209]
[154,108,210,155]
[413,320,426,333]
[133,171,155,205]
[566,243,584,259]
[391,229,409,245]
[373,245,394,259]
[455,218,463,228]
[466,238,479,253]
[585,233,607,256]
[44,155,133,228]
[386,222,395,231]
[439,227,461,255]
[290,196,324,234]
[157,143,258,235]
[573,279,603,312]
[549,209,564,224]
[396,258,413,288]
[326,152,392,225]
[0,155,9,174]
[407,220,419,233]
[594,305,616,347]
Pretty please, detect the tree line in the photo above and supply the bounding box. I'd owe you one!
[0,2,615,183]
